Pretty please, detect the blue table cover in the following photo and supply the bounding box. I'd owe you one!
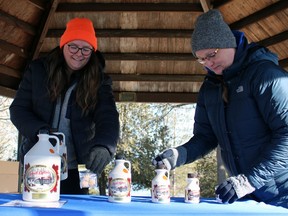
[0,193,288,216]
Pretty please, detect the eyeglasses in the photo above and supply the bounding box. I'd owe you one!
[196,49,219,64]
[67,44,93,56]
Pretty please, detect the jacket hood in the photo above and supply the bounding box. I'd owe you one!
[206,31,279,81]
[229,30,278,70]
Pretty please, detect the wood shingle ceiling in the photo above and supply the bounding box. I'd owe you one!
[1,0,288,103]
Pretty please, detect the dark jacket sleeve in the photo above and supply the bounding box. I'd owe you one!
[246,62,288,189]
[90,73,120,156]
[180,83,218,164]
[9,60,51,143]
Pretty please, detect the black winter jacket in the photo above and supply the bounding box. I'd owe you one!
[10,51,119,165]
[180,31,288,206]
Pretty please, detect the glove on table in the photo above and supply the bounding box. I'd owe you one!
[215,174,255,204]
[152,146,187,170]
[86,146,112,175]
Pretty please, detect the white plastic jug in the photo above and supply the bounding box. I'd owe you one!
[108,156,131,203]
[52,132,67,181]
[184,173,200,203]
[151,168,170,203]
[23,131,61,202]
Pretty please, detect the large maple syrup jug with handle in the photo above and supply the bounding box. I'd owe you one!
[22,130,61,202]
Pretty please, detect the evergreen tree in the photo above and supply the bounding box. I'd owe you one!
[98,103,173,194]
[98,103,218,198]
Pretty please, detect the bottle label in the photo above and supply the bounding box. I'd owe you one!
[109,177,131,200]
[61,152,68,176]
[185,189,200,203]
[24,164,59,193]
[152,184,170,202]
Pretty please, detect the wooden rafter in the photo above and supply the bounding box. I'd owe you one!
[1,0,288,103]
[31,0,60,59]
[109,74,205,82]
[0,39,28,58]
[230,1,288,30]
[28,0,47,10]
[0,86,15,98]
[258,30,288,47]
[114,91,198,103]
[56,3,203,12]
[200,0,211,12]
[47,29,193,38]
[104,53,194,61]
[0,65,20,79]
[0,9,36,36]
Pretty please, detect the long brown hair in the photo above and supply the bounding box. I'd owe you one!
[46,47,102,115]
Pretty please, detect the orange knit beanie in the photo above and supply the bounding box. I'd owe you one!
[60,18,97,51]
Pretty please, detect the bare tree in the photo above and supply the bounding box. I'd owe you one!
[0,96,18,161]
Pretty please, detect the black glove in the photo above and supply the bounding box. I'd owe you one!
[152,148,179,170]
[86,146,112,175]
[215,174,255,204]
[152,146,187,170]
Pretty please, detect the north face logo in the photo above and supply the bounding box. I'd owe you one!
[236,86,244,93]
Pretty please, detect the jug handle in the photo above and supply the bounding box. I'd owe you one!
[125,160,131,172]
[165,170,169,179]
[52,132,65,146]
[49,135,60,154]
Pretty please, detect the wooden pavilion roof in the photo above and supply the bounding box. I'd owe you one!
[1,0,288,103]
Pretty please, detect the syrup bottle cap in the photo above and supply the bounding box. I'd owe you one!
[156,162,166,169]
[116,154,126,160]
[187,173,198,178]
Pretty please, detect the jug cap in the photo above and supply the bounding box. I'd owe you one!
[156,162,167,170]
[38,128,49,134]
[187,173,198,178]
[116,154,126,160]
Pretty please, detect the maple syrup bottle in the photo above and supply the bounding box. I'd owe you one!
[108,155,132,203]
[151,163,170,203]
[184,173,200,203]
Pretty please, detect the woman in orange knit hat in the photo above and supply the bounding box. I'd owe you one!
[10,18,120,194]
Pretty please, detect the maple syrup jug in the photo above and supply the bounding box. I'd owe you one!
[151,164,170,204]
[108,155,132,203]
[22,130,61,202]
[185,173,200,203]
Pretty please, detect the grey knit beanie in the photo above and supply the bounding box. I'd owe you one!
[191,9,236,56]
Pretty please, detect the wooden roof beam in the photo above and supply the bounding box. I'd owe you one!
[200,0,211,12]
[279,58,288,68]
[0,39,28,58]
[39,52,195,61]
[114,91,198,103]
[104,53,194,61]
[28,0,47,10]
[31,0,59,59]
[0,86,15,98]
[258,30,288,47]
[0,9,36,35]
[56,3,203,12]
[47,29,193,38]
[110,74,205,82]
[0,65,21,78]
[230,1,288,30]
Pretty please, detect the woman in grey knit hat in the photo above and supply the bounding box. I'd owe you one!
[153,9,288,208]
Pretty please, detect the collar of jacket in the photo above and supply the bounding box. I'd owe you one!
[206,30,278,82]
